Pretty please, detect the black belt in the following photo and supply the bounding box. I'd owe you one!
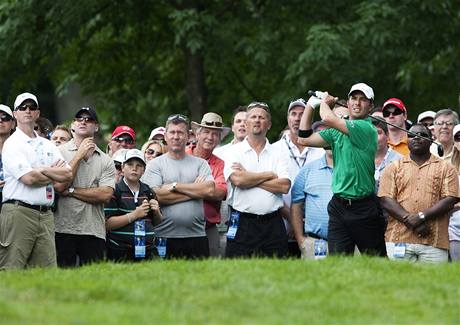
[238,210,279,220]
[5,200,52,213]
[334,194,374,206]
[306,232,326,240]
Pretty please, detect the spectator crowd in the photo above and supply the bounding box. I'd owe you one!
[1,84,459,270]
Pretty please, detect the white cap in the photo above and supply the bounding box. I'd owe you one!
[453,124,460,137]
[148,127,166,140]
[348,83,374,100]
[0,104,13,118]
[417,110,436,123]
[124,149,146,165]
[14,92,39,110]
[288,98,306,112]
[113,148,129,164]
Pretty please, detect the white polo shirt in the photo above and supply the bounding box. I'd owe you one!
[2,128,65,205]
[224,138,290,215]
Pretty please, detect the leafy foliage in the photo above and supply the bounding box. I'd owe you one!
[0,0,459,141]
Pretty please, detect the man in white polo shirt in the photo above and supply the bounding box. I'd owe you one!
[0,92,72,270]
[224,102,291,257]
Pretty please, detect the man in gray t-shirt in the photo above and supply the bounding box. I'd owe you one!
[142,114,214,258]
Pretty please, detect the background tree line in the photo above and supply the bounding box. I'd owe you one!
[0,0,459,142]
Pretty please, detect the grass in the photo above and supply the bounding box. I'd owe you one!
[0,257,459,324]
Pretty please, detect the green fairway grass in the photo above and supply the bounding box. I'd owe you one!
[1,257,459,324]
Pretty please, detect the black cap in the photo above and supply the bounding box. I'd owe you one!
[75,107,98,123]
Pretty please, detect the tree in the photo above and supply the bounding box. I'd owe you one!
[0,0,459,142]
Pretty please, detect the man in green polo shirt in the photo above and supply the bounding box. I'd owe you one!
[297,83,386,256]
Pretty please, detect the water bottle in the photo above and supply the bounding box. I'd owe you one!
[314,239,327,260]
[156,237,167,258]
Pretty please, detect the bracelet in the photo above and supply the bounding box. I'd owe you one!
[298,129,313,138]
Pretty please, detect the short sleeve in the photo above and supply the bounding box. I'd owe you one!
[377,161,398,199]
[291,168,307,204]
[441,163,459,198]
[142,159,164,189]
[99,156,116,189]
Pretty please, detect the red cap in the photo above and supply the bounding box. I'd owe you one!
[112,125,136,141]
[382,98,407,113]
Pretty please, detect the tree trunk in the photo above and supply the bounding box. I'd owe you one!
[184,47,207,122]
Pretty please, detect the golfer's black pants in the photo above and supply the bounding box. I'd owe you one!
[327,194,387,256]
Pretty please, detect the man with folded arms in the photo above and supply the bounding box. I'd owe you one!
[0,93,71,269]
[379,124,459,263]
[224,102,290,258]
[142,114,215,258]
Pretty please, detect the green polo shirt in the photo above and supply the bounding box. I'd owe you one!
[319,118,377,198]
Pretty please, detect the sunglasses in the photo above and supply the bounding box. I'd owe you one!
[0,115,13,122]
[145,149,163,157]
[74,116,96,123]
[247,102,269,110]
[434,121,455,126]
[203,121,223,127]
[382,108,404,118]
[113,136,134,144]
[167,114,189,123]
[454,135,460,142]
[114,162,122,171]
[407,132,430,139]
[16,104,38,111]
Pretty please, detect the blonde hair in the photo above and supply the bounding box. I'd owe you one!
[141,140,167,155]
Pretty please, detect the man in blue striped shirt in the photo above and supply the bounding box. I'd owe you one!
[290,147,333,259]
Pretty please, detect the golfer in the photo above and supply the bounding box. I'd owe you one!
[297,83,386,256]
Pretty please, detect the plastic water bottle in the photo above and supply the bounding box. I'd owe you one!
[156,237,167,258]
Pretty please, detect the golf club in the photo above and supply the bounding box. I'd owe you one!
[307,90,444,157]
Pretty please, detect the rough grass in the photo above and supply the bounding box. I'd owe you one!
[0,257,459,324]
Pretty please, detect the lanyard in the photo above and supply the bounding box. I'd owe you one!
[284,136,307,169]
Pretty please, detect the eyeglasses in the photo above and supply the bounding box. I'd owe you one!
[455,135,460,142]
[145,149,163,157]
[74,116,96,123]
[16,104,38,111]
[114,162,122,171]
[203,121,223,127]
[0,115,13,122]
[113,136,134,144]
[382,108,404,118]
[434,121,455,127]
[407,132,430,139]
[247,102,269,110]
[167,114,189,123]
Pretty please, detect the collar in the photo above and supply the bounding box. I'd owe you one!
[67,138,103,155]
[318,153,332,170]
[388,136,408,147]
[15,127,40,142]
[241,137,271,154]
[402,153,440,167]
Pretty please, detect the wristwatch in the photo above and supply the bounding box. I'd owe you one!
[418,211,426,221]
[171,182,177,192]
[68,187,75,196]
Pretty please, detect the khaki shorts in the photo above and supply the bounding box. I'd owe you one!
[0,203,57,270]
